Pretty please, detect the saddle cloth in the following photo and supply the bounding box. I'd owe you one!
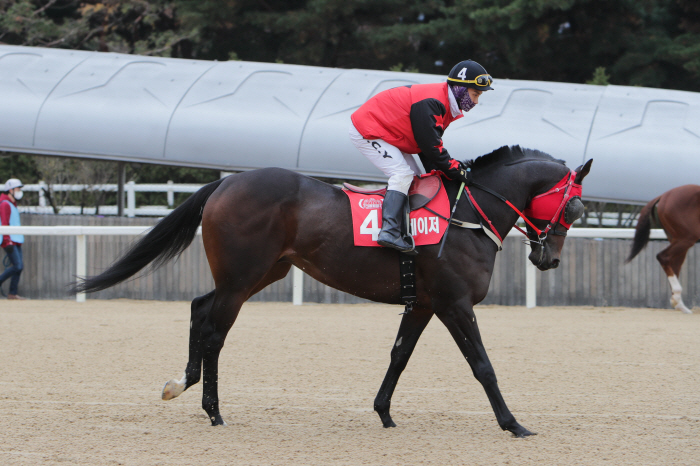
[343,173,450,247]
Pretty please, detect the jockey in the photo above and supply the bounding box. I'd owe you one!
[350,59,493,254]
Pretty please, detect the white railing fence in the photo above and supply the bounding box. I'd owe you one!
[21,182,203,217]
[20,182,640,226]
[0,226,668,306]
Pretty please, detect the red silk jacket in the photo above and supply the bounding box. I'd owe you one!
[351,82,463,173]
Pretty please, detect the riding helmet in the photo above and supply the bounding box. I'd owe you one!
[447,60,494,90]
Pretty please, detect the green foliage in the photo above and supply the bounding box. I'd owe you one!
[124,162,220,184]
[586,66,610,85]
[0,152,39,185]
[0,0,198,56]
[389,63,420,73]
[2,0,698,90]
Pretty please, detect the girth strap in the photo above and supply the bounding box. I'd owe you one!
[423,206,503,250]
[399,252,416,315]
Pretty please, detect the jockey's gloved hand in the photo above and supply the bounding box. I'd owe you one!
[444,159,471,185]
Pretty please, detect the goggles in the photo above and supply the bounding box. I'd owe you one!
[448,73,493,87]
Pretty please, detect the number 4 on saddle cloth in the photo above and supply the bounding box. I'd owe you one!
[343,172,451,247]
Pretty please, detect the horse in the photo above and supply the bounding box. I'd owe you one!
[76,145,592,438]
[627,184,700,314]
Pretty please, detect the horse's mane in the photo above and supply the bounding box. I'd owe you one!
[463,145,565,171]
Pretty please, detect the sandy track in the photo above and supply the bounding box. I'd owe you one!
[1,300,699,465]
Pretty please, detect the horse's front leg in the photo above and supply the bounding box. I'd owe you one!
[374,306,434,427]
[436,298,535,437]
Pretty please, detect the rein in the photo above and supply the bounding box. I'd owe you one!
[463,182,542,241]
[451,169,579,252]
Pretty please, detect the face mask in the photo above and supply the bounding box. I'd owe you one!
[451,86,476,112]
[13,190,23,200]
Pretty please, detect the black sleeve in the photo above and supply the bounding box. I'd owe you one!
[418,153,439,173]
[409,98,452,172]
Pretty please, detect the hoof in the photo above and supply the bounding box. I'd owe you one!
[508,423,536,438]
[210,417,227,427]
[162,379,185,401]
[375,407,396,428]
[512,429,537,438]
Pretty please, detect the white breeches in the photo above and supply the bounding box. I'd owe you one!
[349,123,422,195]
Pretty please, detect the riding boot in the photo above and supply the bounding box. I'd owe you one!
[378,190,416,254]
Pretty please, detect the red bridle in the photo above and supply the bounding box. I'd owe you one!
[463,170,581,245]
[523,170,582,236]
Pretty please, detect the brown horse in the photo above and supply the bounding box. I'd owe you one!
[628,184,700,314]
[75,146,592,437]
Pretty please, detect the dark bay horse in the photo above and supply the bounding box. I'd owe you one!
[76,146,592,437]
[627,184,700,314]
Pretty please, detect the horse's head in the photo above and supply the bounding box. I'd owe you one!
[524,159,593,270]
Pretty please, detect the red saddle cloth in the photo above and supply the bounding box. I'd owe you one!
[342,173,450,247]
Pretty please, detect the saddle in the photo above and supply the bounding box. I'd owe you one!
[342,173,442,211]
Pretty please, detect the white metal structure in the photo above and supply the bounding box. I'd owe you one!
[2,45,699,204]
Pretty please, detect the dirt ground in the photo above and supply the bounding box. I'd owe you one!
[1,300,699,465]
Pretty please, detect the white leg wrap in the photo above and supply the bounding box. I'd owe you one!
[668,275,692,314]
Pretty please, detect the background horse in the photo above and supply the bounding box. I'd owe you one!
[76,146,592,437]
[627,184,700,314]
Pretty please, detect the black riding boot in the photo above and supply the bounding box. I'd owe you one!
[378,190,416,254]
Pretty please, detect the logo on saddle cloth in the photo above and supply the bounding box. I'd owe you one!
[343,173,450,247]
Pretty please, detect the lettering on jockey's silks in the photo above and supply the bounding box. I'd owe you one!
[410,215,440,235]
[370,140,391,158]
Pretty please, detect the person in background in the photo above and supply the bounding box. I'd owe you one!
[0,178,26,300]
[349,59,493,253]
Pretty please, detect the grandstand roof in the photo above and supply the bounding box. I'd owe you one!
[1,45,699,203]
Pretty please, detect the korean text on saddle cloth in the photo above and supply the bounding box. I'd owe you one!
[343,185,450,247]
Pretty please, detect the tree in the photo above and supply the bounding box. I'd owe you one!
[668,0,700,85]
[0,0,198,57]
[33,155,82,213]
[2,1,698,90]
[436,0,692,89]
[586,66,610,85]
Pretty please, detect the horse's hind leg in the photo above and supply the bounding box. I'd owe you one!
[657,241,694,314]
[162,290,215,400]
[200,261,293,426]
[162,262,292,402]
[200,289,248,426]
[374,306,433,428]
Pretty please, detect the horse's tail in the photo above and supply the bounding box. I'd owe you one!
[626,195,660,263]
[73,178,226,293]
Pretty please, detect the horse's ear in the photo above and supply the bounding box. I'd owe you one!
[574,159,593,184]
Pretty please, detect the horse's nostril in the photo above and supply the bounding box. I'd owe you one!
[551,259,560,268]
